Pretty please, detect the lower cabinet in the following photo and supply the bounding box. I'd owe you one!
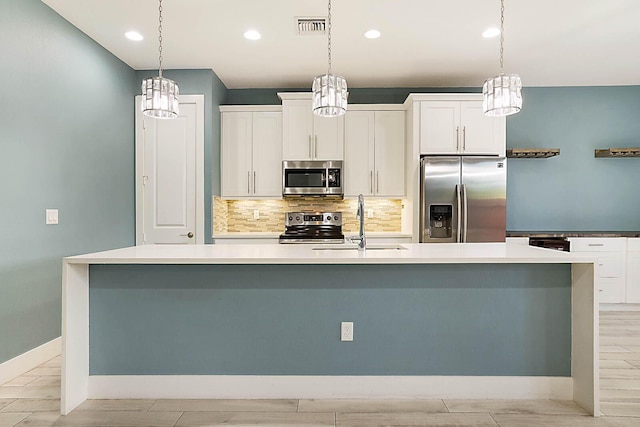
[626,238,640,303]
[569,238,626,303]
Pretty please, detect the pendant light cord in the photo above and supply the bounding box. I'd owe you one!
[499,0,504,71]
[158,0,164,77]
[327,0,332,75]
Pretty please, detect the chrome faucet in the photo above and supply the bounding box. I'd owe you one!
[351,194,366,250]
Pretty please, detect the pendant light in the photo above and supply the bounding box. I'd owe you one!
[482,0,522,116]
[141,0,179,119]
[312,0,348,117]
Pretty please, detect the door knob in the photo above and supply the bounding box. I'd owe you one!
[180,232,194,238]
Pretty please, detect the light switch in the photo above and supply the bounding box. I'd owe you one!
[46,209,58,225]
[367,209,374,219]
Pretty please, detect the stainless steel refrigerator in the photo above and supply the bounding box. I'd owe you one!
[420,156,506,243]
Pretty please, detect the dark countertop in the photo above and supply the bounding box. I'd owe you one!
[507,231,640,238]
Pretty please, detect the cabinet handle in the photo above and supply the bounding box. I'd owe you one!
[247,171,250,194]
[370,171,373,193]
[308,136,312,158]
[315,135,318,158]
[588,243,604,247]
[376,171,380,193]
[456,126,460,151]
[462,126,466,151]
[253,171,256,193]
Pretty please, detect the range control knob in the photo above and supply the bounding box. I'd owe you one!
[334,215,339,221]
[296,216,300,221]
[326,216,331,221]
[288,216,293,221]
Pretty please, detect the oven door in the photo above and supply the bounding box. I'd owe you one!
[282,161,343,196]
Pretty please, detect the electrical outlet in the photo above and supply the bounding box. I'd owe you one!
[341,321,354,341]
[367,209,373,219]
[253,209,260,220]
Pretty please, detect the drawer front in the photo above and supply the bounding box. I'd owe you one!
[598,255,624,278]
[628,238,640,252]
[570,237,626,252]
[598,278,625,304]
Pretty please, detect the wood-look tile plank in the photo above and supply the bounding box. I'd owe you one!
[601,369,640,379]
[601,337,640,346]
[0,400,15,411]
[40,357,60,368]
[0,377,38,387]
[22,368,59,377]
[599,352,640,361]
[336,412,497,426]
[23,377,59,388]
[601,387,640,403]
[75,399,156,412]
[150,399,298,412]
[0,412,30,427]
[175,411,335,426]
[626,360,640,369]
[443,399,587,415]
[0,399,59,413]
[16,410,182,426]
[0,387,59,400]
[601,402,640,417]
[492,413,640,426]
[298,399,447,413]
[601,378,640,390]
[601,346,633,353]
[600,360,637,369]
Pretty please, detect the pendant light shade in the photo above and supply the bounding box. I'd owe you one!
[312,73,347,117]
[483,0,522,117]
[482,73,522,116]
[312,0,348,117]
[142,0,179,119]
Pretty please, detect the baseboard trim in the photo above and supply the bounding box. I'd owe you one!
[88,375,573,400]
[0,337,61,385]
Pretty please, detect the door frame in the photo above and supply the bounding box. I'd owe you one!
[134,94,205,245]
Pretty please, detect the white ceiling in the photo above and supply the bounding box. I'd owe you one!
[42,0,640,89]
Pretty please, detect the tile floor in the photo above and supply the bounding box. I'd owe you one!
[0,310,639,426]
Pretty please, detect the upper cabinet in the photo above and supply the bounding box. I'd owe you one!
[345,109,405,197]
[221,107,282,198]
[279,94,344,160]
[418,97,505,156]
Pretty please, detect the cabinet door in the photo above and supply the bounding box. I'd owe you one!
[599,278,626,303]
[282,100,314,160]
[420,101,460,154]
[252,112,282,197]
[313,114,344,160]
[627,252,640,303]
[344,111,375,196]
[460,101,505,156]
[374,111,405,196]
[221,112,252,197]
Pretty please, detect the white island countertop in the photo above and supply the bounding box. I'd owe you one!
[64,242,596,265]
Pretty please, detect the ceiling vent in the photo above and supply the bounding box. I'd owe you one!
[296,17,326,35]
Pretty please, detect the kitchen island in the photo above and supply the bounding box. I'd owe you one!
[61,243,598,415]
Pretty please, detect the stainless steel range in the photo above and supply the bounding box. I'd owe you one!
[279,212,344,244]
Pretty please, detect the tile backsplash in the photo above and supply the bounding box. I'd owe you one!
[214,197,402,233]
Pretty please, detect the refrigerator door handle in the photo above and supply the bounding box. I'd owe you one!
[456,184,462,243]
[462,183,469,243]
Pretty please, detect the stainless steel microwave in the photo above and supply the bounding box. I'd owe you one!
[282,160,343,197]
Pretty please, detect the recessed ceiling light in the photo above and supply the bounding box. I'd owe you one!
[364,29,381,39]
[482,27,501,38]
[244,30,261,40]
[125,31,144,41]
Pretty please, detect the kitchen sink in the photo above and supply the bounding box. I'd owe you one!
[312,244,407,251]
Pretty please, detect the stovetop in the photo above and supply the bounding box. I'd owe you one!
[279,212,344,244]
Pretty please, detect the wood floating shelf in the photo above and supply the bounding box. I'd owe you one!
[595,148,640,158]
[506,149,560,159]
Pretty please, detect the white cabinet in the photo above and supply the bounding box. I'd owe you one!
[280,96,344,160]
[221,109,282,198]
[626,238,640,303]
[344,109,405,197]
[569,238,627,303]
[419,100,505,156]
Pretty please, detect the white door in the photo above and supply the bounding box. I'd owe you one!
[344,111,374,196]
[136,95,204,245]
[374,111,405,196]
[420,101,460,154]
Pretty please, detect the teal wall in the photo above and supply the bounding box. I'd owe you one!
[506,86,640,232]
[135,69,228,241]
[226,86,640,231]
[0,0,137,363]
[90,264,571,376]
